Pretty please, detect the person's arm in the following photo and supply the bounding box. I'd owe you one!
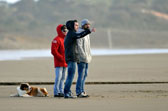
[72,29,91,39]
[51,39,64,61]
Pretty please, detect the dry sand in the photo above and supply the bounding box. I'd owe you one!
[0,54,168,111]
[1,84,168,111]
[0,54,168,82]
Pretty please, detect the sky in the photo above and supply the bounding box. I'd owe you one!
[0,0,20,3]
[0,0,39,3]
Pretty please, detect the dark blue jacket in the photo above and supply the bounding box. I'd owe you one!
[64,20,91,63]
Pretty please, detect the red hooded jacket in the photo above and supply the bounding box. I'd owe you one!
[51,24,67,67]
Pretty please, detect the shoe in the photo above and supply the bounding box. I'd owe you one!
[77,92,89,98]
[54,95,60,97]
[64,92,77,99]
[54,93,64,97]
[83,92,89,97]
[58,93,64,97]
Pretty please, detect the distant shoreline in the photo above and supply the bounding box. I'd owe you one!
[1,48,168,61]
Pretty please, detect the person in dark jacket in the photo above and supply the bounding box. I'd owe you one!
[64,20,95,98]
[51,24,68,97]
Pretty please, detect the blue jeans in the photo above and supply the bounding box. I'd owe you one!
[54,67,66,95]
[64,61,77,95]
[76,62,88,95]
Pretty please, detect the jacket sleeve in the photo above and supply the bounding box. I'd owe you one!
[51,39,64,61]
[72,29,91,39]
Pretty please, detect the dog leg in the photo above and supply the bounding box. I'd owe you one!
[39,88,49,97]
[10,93,19,97]
[22,94,32,97]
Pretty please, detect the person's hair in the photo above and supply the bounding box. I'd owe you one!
[74,20,77,23]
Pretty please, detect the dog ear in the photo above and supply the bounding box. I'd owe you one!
[20,83,29,90]
[20,84,25,90]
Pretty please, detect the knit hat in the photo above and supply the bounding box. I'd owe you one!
[81,19,90,26]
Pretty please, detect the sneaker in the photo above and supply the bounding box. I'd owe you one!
[54,94,60,97]
[77,92,89,98]
[59,93,64,97]
[83,92,90,97]
[64,92,77,99]
[54,93,64,97]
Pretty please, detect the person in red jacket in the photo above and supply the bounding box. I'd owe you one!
[51,24,68,97]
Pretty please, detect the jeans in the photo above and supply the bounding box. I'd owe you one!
[64,61,77,95]
[76,62,88,95]
[54,67,66,95]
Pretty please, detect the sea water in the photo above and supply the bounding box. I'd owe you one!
[0,49,168,61]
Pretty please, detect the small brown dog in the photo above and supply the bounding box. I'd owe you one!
[10,83,49,97]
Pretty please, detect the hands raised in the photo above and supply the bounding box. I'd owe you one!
[91,28,96,32]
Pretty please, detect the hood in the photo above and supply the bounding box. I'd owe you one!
[56,24,65,38]
[66,20,76,31]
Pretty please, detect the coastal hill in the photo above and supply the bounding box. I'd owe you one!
[0,0,168,49]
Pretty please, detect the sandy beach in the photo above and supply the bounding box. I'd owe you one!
[1,84,168,111]
[0,54,168,83]
[0,54,168,111]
